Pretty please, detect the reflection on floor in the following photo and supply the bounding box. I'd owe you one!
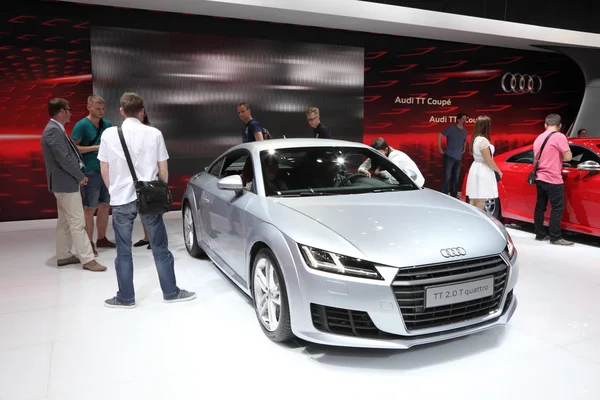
[1,213,599,400]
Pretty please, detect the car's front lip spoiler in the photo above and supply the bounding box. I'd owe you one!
[293,295,518,350]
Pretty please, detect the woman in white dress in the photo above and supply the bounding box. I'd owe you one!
[465,115,503,210]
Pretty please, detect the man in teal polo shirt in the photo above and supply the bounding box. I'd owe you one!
[71,94,115,255]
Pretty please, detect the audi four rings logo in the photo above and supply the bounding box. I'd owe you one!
[440,247,467,258]
[501,73,542,94]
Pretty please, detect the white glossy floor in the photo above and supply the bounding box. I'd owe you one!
[1,214,600,400]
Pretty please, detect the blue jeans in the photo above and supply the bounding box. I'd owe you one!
[442,154,462,197]
[112,201,179,304]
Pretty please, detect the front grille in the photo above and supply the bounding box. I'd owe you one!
[393,255,509,331]
[311,304,388,338]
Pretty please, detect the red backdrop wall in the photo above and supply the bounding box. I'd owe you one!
[363,41,584,191]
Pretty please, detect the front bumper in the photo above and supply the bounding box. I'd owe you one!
[284,238,519,349]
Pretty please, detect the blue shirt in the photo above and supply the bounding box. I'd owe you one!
[71,117,112,171]
[442,124,467,160]
[243,119,263,143]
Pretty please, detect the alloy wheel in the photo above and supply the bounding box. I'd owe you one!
[184,206,194,250]
[484,198,496,216]
[253,257,281,332]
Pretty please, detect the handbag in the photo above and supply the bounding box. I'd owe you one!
[527,131,556,185]
[118,126,172,214]
[495,171,501,182]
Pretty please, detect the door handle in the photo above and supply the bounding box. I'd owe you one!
[202,196,210,204]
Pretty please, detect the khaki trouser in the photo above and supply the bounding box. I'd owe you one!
[54,192,95,265]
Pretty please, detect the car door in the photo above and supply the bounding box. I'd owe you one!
[502,149,537,218]
[204,149,257,285]
[194,157,225,250]
[560,145,600,231]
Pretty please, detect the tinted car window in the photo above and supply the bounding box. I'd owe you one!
[258,146,418,197]
[207,158,224,176]
[565,145,600,168]
[506,150,534,164]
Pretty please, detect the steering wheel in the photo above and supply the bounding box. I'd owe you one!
[336,173,367,187]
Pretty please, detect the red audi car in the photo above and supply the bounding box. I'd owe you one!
[461,138,600,237]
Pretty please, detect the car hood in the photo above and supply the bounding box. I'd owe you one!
[271,189,507,268]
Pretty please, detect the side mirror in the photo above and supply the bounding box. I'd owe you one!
[406,169,418,181]
[217,175,244,191]
[577,160,600,171]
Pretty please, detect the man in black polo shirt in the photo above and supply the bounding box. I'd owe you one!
[306,107,332,139]
[237,102,264,143]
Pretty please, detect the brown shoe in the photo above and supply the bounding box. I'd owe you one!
[83,260,107,272]
[96,237,116,248]
[57,255,80,266]
[90,241,98,257]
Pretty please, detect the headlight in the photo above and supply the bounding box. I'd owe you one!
[299,245,383,280]
[476,208,517,260]
[506,232,516,260]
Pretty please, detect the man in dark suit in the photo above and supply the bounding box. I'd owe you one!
[41,98,106,271]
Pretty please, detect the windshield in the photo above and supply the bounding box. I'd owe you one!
[258,146,418,197]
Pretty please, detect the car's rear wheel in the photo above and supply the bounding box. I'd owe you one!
[252,248,293,343]
[183,203,203,258]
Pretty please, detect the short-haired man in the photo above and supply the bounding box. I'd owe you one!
[438,112,468,198]
[306,107,332,139]
[71,95,115,256]
[98,92,196,307]
[358,137,425,187]
[237,103,264,143]
[577,128,588,138]
[40,98,106,272]
[533,114,573,246]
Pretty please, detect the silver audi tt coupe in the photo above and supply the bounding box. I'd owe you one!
[182,139,518,349]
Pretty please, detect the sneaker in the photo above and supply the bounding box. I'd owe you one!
[535,235,550,241]
[104,297,135,308]
[83,260,107,272]
[164,289,196,303]
[550,238,574,246]
[96,237,116,248]
[57,255,80,266]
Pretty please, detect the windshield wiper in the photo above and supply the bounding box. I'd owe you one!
[277,191,338,197]
[373,188,400,192]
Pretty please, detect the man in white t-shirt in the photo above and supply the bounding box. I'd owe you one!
[98,92,196,308]
[358,137,426,187]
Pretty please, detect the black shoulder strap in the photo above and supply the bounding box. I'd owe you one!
[117,126,138,183]
[84,119,103,147]
[535,131,557,164]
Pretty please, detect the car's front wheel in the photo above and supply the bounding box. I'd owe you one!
[252,248,293,343]
[484,197,502,220]
[183,203,203,258]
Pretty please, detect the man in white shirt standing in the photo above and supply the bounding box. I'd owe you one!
[40,98,107,272]
[358,137,426,187]
[98,92,196,308]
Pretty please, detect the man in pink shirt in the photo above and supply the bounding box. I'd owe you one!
[533,114,573,245]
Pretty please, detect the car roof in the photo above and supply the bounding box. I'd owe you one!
[228,138,371,152]
[496,136,600,161]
